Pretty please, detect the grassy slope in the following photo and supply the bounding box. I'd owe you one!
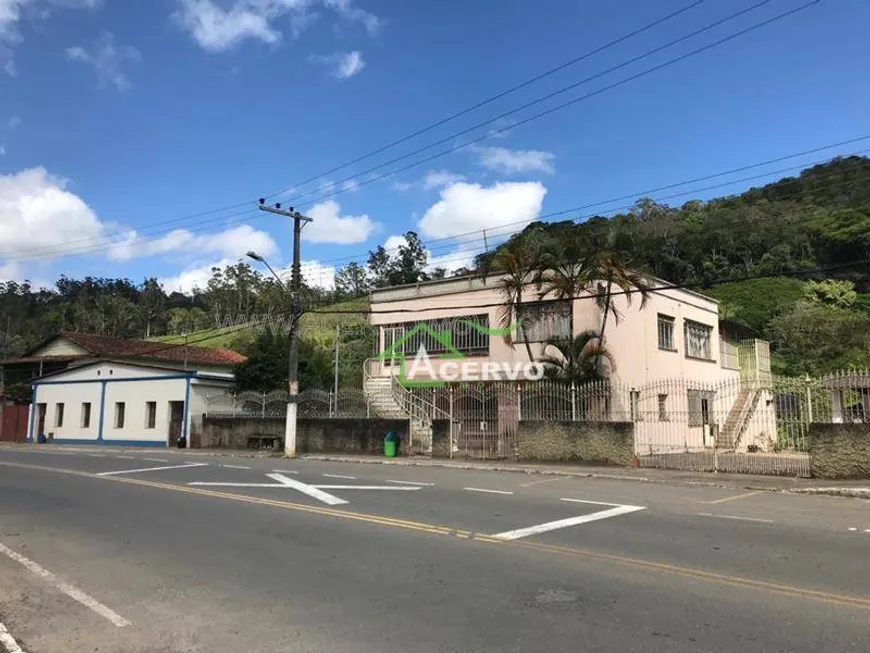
[151,297,371,350]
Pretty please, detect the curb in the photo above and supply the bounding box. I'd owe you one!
[0,621,26,653]
[788,487,870,499]
[296,454,794,492]
[0,444,283,460]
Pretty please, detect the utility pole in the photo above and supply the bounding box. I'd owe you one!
[257,200,312,458]
[332,324,340,416]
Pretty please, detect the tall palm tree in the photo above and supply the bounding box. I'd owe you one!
[586,224,651,341]
[538,331,614,384]
[480,228,544,361]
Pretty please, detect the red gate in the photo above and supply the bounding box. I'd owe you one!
[0,404,30,442]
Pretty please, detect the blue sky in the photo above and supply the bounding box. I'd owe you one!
[1,0,869,292]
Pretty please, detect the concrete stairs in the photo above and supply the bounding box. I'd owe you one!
[717,386,760,450]
[363,375,433,454]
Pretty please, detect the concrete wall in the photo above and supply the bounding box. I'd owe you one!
[808,423,870,479]
[516,420,634,466]
[200,416,410,454]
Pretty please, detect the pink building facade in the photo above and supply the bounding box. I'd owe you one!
[366,274,774,455]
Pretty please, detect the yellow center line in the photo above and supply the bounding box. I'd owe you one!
[702,490,761,505]
[3,460,870,611]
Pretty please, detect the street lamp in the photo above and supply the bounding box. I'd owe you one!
[246,251,286,290]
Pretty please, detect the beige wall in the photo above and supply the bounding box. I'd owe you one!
[33,338,90,357]
[369,276,737,387]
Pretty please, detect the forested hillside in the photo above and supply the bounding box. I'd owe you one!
[1,156,869,381]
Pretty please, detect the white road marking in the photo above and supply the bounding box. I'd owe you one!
[116,456,136,460]
[697,512,775,524]
[266,473,347,505]
[271,469,300,474]
[463,487,513,495]
[865,529,870,533]
[386,479,435,487]
[188,482,287,487]
[0,542,131,627]
[89,454,105,458]
[519,476,570,488]
[0,620,26,653]
[848,527,858,532]
[221,464,250,470]
[322,473,356,480]
[313,485,421,491]
[144,457,169,463]
[560,497,626,508]
[492,505,647,541]
[97,462,208,476]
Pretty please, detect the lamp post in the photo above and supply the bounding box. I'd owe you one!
[247,201,312,458]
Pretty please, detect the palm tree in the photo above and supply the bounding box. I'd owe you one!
[480,228,544,361]
[538,331,614,384]
[586,224,651,341]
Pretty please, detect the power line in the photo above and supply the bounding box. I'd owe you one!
[294,151,870,286]
[275,0,817,210]
[6,0,818,263]
[2,2,704,262]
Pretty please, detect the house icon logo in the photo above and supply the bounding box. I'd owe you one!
[378,320,542,387]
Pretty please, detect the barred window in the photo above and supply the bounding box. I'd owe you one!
[381,314,490,358]
[657,394,668,421]
[685,320,713,360]
[687,389,714,427]
[657,314,675,351]
[518,301,572,342]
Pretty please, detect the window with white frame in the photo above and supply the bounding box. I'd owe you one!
[517,301,573,342]
[684,320,713,360]
[657,314,676,351]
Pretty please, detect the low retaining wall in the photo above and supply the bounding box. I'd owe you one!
[808,423,870,479]
[517,420,634,466]
[200,416,410,454]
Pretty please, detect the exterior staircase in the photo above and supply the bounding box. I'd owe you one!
[716,384,761,450]
[363,360,441,455]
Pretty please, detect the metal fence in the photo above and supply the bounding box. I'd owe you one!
[205,369,870,476]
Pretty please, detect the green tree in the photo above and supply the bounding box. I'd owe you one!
[538,331,614,384]
[138,278,167,338]
[803,279,857,309]
[334,262,370,298]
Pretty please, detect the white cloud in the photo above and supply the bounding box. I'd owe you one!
[174,0,378,53]
[341,178,359,192]
[8,116,21,128]
[304,199,376,244]
[422,169,465,190]
[0,167,105,261]
[390,180,412,192]
[383,234,405,252]
[418,181,547,241]
[299,259,335,290]
[158,257,234,294]
[0,144,5,156]
[1,0,101,76]
[470,145,555,175]
[66,31,140,91]
[310,49,364,79]
[427,248,476,274]
[0,259,21,281]
[107,224,278,262]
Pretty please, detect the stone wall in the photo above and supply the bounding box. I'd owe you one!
[808,423,870,479]
[431,420,451,458]
[517,421,634,466]
[200,416,410,454]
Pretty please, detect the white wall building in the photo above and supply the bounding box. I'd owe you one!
[28,360,235,448]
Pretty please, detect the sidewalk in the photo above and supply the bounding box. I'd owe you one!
[3,443,869,498]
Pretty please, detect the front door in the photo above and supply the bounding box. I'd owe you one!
[168,401,185,447]
[37,403,46,438]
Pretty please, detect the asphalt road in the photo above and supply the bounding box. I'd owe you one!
[1,448,869,653]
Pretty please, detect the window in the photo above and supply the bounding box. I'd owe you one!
[630,390,641,422]
[687,390,714,427]
[657,314,675,351]
[381,314,490,358]
[81,403,91,428]
[55,403,64,428]
[114,402,125,429]
[145,402,157,429]
[517,301,572,342]
[685,320,713,360]
[657,394,668,421]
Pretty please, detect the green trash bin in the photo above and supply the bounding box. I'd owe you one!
[384,431,399,458]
